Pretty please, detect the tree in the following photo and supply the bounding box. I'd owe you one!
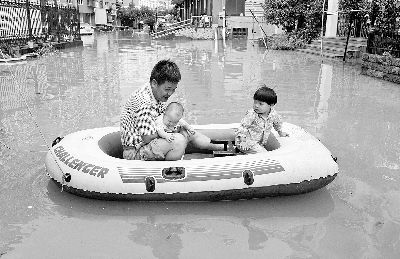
[370,0,400,32]
[262,0,327,42]
[117,3,139,27]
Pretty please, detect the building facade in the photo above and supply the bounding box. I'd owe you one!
[180,0,280,39]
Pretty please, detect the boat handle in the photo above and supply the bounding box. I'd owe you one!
[52,136,63,147]
[145,176,156,192]
[243,170,254,185]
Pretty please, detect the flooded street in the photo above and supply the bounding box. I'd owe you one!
[1,31,400,258]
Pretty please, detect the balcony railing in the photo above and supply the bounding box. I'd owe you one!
[0,0,80,45]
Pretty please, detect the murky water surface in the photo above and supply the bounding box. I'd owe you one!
[1,31,400,258]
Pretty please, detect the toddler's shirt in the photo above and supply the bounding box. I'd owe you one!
[236,108,283,147]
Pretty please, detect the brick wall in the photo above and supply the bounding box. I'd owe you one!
[361,53,400,84]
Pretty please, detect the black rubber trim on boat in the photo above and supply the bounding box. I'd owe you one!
[49,173,338,201]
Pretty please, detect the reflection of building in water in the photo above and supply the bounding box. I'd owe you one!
[314,63,332,134]
[0,65,34,112]
[0,51,85,113]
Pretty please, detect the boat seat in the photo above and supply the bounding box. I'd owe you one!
[211,138,239,157]
[211,139,236,152]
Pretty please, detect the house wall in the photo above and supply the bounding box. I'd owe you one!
[227,16,281,39]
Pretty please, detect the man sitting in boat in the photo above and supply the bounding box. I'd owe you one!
[120,59,223,160]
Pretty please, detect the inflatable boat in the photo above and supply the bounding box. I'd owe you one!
[0,55,27,63]
[45,123,338,201]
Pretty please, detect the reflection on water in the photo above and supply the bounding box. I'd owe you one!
[1,31,400,258]
[314,63,333,135]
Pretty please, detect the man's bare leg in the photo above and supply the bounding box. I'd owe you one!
[189,132,224,151]
[164,133,188,160]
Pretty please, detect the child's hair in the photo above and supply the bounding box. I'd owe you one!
[150,59,181,85]
[253,85,277,105]
[165,102,184,116]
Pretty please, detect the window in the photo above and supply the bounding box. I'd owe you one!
[78,0,83,5]
[67,0,72,4]
[232,28,248,38]
[225,0,245,16]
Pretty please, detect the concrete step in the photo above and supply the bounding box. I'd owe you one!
[296,48,343,58]
[297,37,366,59]
[305,43,360,53]
[151,23,191,38]
[245,2,264,16]
[324,36,367,43]
[313,39,366,49]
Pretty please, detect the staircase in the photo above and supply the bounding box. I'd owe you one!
[245,0,264,17]
[297,37,367,59]
[151,19,192,39]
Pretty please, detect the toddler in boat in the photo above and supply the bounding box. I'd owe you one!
[155,102,196,142]
[235,85,289,154]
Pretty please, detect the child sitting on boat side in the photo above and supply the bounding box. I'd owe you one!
[155,102,196,142]
[235,85,289,154]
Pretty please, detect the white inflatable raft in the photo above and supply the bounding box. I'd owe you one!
[45,123,338,201]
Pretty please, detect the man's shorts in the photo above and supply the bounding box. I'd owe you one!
[123,138,166,161]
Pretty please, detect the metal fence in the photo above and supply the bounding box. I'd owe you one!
[0,0,80,46]
[367,30,400,58]
[336,13,369,38]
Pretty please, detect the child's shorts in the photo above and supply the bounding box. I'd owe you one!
[123,138,166,161]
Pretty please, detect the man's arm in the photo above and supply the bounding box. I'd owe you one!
[141,133,159,144]
[136,106,158,145]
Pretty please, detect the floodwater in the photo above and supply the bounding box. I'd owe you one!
[0,31,399,258]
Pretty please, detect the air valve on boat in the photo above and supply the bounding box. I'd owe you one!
[243,170,254,185]
[162,167,185,180]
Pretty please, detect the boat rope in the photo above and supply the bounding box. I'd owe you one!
[0,139,12,150]
[9,68,68,191]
